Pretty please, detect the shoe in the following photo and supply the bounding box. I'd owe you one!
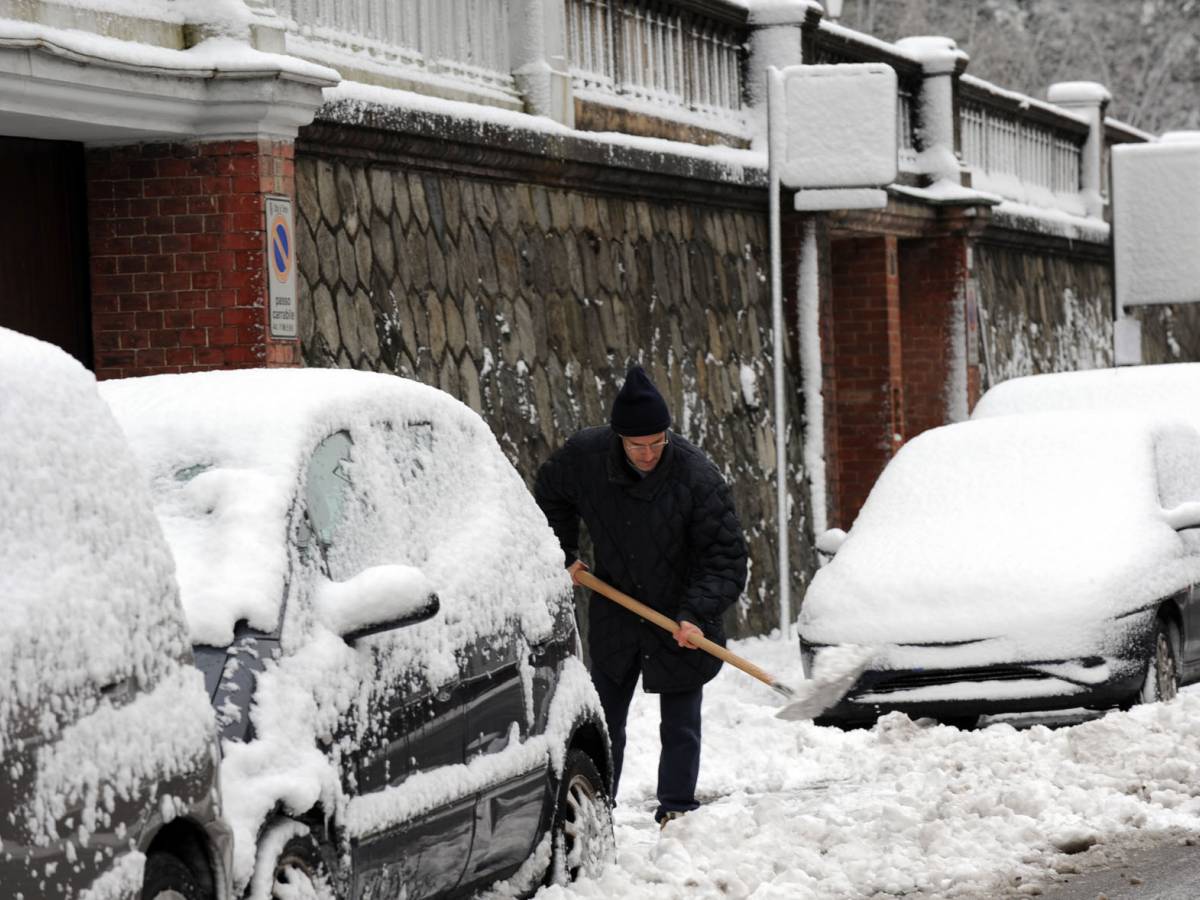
[657,810,684,830]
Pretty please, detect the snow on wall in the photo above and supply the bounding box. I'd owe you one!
[974,244,1113,386]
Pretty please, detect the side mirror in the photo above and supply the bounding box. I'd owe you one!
[815,527,848,556]
[315,565,440,645]
[1164,501,1200,532]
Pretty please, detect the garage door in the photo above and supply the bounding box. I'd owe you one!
[0,137,92,367]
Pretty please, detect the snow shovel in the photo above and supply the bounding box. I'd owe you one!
[575,571,874,720]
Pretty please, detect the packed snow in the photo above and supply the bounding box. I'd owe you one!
[527,634,1200,900]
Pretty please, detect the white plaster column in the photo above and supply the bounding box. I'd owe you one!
[1047,81,1112,218]
[895,36,968,186]
[746,1,821,138]
[510,0,574,126]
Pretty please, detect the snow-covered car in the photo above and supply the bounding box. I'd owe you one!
[972,362,1200,423]
[0,328,231,900]
[800,411,1200,727]
[100,368,613,899]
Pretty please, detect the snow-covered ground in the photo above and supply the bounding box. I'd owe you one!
[532,634,1200,899]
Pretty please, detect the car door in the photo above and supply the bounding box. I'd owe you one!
[298,429,473,898]
[458,624,548,887]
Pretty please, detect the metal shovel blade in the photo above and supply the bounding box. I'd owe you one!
[775,644,876,721]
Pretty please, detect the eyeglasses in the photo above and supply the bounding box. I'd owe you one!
[622,437,669,454]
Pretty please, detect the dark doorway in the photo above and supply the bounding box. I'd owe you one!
[0,137,92,367]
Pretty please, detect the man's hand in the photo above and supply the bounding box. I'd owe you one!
[673,620,703,649]
[567,559,589,586]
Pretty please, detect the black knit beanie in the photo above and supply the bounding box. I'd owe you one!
[611,365,671,436]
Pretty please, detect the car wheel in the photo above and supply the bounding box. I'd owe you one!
[250,820,337,900]
[141,852,209,900]
[547,748,614,885]
[1138,618,1180,704]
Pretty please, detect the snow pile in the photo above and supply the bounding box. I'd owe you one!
[799,413,1200,653]
[535,635,1200,899]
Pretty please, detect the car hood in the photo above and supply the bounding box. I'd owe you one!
[800,415,1200,652]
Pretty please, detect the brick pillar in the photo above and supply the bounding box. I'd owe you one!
[86,139,298,379]
[899,235,970,438]
[828,235,903,528]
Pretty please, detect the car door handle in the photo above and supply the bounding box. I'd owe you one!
[99,676,136,701]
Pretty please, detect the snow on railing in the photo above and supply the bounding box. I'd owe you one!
[958,78,1088,211]
[266,0,519,103]
[960,102,1081,194]
[565,0,745,131]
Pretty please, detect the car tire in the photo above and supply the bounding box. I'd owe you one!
[1138,618,1180,704]
[546,748,614,886]
[265,830,334,900]
[141,852,209,900]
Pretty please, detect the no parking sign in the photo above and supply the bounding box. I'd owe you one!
[265,195,297,339]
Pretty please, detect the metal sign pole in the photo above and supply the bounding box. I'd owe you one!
[767,67,790,637]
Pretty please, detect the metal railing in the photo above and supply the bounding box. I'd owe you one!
[565,0,744,126]
[960,98,1084,197]
[266,0,518,99]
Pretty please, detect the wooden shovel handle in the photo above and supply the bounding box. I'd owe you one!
[575,570,782,691]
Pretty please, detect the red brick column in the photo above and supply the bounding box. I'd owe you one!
[899,236,969,439]
[86,139,298,379]
[828,235,904,528]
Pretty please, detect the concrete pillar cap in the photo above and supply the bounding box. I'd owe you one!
[749,0,821,26]
[1047,81,1112,105]
[895,36,967,74]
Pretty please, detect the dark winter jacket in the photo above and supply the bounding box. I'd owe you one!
[534,426,748,692]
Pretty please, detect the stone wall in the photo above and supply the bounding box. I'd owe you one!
[292,108,814,637]
[973,240,1114,388]
[975,236,1200,387]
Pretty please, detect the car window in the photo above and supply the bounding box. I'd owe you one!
[302,431,354,566]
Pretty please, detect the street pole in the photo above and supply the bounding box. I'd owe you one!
[767,67,790,637]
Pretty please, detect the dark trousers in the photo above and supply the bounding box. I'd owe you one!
[590,663,703,822]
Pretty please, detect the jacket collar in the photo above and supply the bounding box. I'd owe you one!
[606,428,675,499]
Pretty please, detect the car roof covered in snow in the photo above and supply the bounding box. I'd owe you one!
[972,363,1200,423]
[800,411,1200,651]
[100,368,568,648]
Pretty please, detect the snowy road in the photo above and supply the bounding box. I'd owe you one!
[529,634,1200,899]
